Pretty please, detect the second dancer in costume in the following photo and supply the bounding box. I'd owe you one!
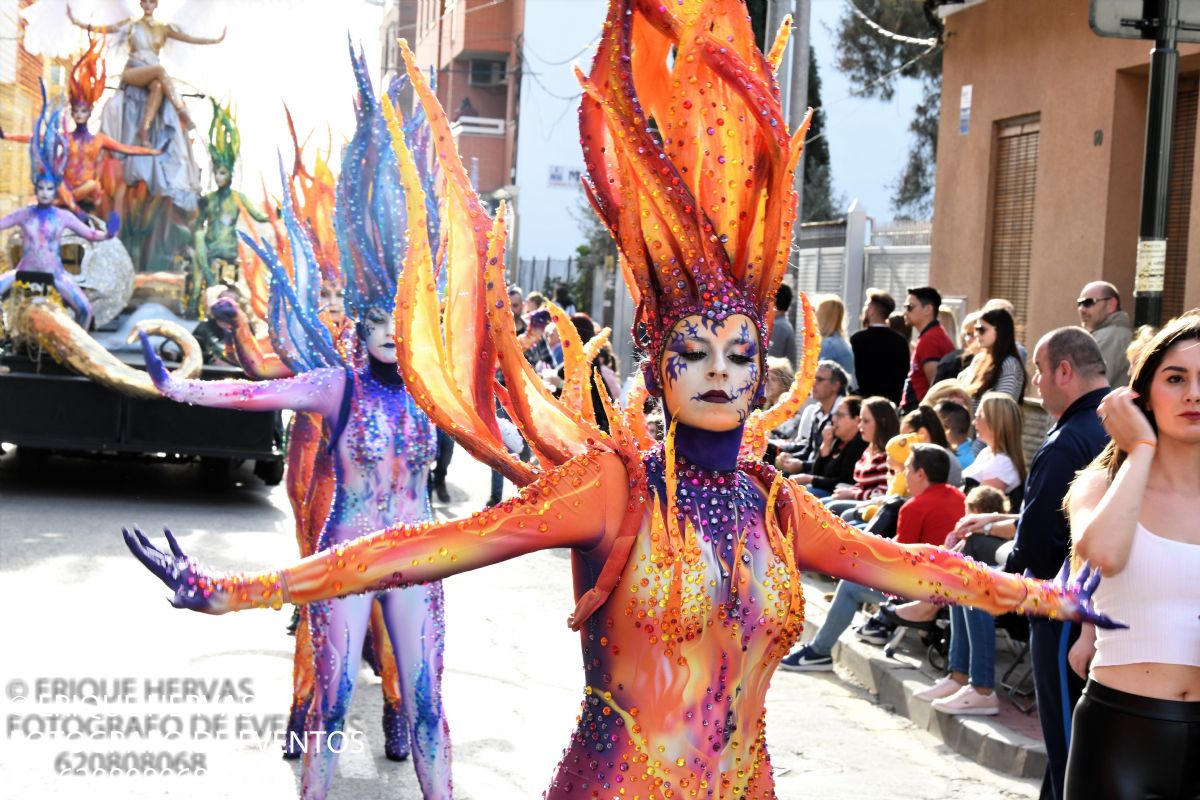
[137,47,451,799]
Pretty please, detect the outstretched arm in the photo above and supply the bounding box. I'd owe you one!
[0,208,27,231]
[59,208,112,242]
[125,449,627,613]
[0,130,32,143]
[167,25,226,46]
[67,7,130,34]
[234,192,270,224]
[140,331,344,416]
[208,298,292,380]
[96,133,162,157]
[779,480,1118,626]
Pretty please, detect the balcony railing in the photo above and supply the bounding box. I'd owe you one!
[450,116,507,137]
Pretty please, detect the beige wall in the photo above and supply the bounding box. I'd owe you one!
[930,0,1200,343]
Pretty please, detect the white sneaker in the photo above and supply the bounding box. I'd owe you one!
[931,685,1000,716]
[914,676,963,702]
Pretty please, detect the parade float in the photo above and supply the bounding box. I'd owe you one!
[0,1,282,486]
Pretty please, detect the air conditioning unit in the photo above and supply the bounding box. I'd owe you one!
[468,59,507,87]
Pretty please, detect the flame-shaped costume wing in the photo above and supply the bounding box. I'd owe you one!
[740,292,820,460]
[386,42,643,481]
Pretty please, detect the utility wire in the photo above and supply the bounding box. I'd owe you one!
[842,0,939,46]
[519,50,582,102]
[523,35,600,67]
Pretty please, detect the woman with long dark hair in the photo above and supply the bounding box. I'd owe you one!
[960,308,1025,408]
[1063,311,1200,799]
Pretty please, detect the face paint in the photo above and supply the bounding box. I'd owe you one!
[363,307,397,364]
[35,180,57,206]
[659,313,761,432]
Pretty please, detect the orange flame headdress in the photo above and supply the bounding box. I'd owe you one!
[68,32,106,109]
[577,0,810,394]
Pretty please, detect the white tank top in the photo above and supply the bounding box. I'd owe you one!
[1091,523,1200,668]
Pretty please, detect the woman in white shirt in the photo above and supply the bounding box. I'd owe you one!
[1063,312,1200,799]
[962,392,1026,494]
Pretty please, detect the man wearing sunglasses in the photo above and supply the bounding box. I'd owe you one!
[1075,281,1131,388]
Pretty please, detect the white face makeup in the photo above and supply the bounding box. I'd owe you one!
[213,165,232,189]
[35,179,56,206]
[659,313,761,432]
[363,307,397,364]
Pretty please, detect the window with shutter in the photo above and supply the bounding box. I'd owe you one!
[1164,77,1197,321]
[987,116,1040,344]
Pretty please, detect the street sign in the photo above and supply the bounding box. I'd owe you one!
[1090,0,1200,43]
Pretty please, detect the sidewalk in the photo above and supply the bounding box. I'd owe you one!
[794,573,1049,780]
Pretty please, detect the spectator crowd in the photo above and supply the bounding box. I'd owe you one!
[762,282,1177,800]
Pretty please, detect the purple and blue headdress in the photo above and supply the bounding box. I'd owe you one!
[336,39,408,322]
[30,80,68,188]
[239,41,441,374]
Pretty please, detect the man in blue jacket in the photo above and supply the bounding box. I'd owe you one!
[1004,328,1110,800]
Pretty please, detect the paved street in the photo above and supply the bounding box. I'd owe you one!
[0,442,1038,799]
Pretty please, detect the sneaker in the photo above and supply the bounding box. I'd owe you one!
[931,685,1000,716]
[914,675,964,702]
[779,644,834,672]
[433,481,451,503]
[854,621,891,646]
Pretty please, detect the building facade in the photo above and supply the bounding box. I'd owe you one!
[382,0,524,199]
[0,0,49,221]
[930,0,1200,342]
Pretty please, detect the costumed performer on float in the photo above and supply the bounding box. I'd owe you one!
[61,0,221,223]
[123,3,1121,798]
[67,0,224,142]
[134,44,452,799]
[0,82,200,397]
[187,98,268,318]
[0,32,161,218]
[0,82,120,328]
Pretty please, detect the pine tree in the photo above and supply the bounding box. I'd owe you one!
[747,4,840,222]
[833,0,943,219]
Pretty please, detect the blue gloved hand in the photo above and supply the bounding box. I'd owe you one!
[138,329,174,396]
[106,212,121,239]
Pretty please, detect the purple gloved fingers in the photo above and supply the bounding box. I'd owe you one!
[122,526,223,614]
[137,330,182,400]
[1056,560,1128,631]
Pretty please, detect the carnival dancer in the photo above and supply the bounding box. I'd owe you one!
[212,104,419,764]
[134,47,452,798]
[0,82,120,328]
[125,3,1120,798]
[0,33,161,217]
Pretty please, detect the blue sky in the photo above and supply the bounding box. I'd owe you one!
[809,0,927,221]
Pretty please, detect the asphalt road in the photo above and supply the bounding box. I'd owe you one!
[0,443,1038,799]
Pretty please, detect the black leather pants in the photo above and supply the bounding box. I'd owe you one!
[1065,679,1200,800]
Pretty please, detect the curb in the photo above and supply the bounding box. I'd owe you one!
[801,576,1048,780]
